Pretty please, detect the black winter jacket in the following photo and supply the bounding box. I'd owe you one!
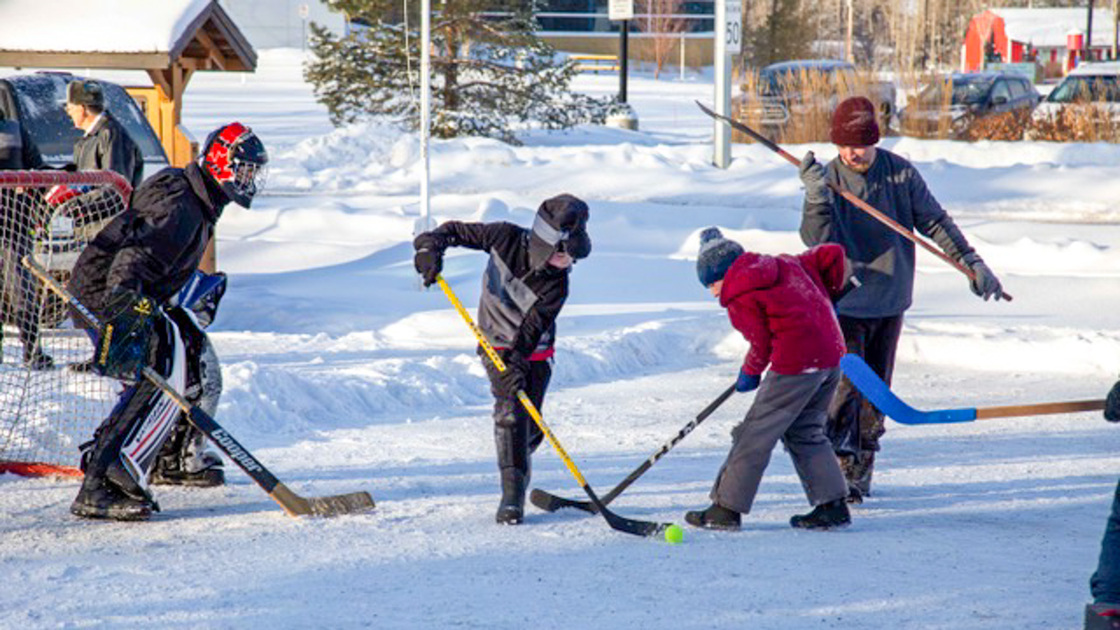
[72,112,144,189]
[68,163,228,316]
[416,221,569,359]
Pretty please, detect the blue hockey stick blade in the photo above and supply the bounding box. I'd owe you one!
[839,354,976,425]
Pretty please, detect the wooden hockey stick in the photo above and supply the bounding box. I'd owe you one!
[840,354,1103,424]
[437,275,673,538]
[696,101,1012,301]
[24,256,375,518]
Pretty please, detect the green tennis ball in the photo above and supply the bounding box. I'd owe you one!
[664,523,684,544]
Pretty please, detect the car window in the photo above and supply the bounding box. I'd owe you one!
[8,74,166,164]
[8,77,76,161]
[917,77,991,107]
[991,80,1012,103]
[1048,75,1120,102]
[1008,80,1026,99]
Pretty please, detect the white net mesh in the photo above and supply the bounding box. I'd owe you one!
[0,170,131,476]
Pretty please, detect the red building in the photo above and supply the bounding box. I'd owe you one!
[963,8,1115,77]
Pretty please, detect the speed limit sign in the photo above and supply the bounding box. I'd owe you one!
[725,0,741,54]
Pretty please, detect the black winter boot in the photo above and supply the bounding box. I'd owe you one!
[1086,603,1120,630]
[684,503,741,531]
[790,498,851,530]
[496,468,527,525]
[71,476,156,521]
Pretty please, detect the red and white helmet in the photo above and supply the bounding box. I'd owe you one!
[200,122,268,208]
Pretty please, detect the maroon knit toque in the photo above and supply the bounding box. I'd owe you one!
[830,96,880,147]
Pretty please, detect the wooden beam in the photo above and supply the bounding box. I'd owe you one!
[0,51,169,69]
[193,28,227,71]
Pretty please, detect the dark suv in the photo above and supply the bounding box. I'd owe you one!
[899,71,1040,140]
[0,72,168,176]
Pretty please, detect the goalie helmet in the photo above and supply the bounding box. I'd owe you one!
[200,122,268,208]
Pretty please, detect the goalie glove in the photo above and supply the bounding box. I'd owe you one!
[95,288,157,381]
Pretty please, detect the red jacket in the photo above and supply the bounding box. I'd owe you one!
[720,244,848,376]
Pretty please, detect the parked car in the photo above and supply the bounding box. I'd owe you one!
[1026,61,1120,140]
[0,72,168,179]
[900,71,1040,140]
[734,59,896,143]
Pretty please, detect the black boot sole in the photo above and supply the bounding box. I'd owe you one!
[70,501,152,521]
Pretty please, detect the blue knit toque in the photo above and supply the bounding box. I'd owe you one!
[696,227,744,287]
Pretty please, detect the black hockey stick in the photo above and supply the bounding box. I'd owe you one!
[23,256,375,518]
[531,383,736,513]
[437,275,673,538]
[695,100,1012,301]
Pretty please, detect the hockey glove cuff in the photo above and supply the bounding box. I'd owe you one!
[95,288,156,381]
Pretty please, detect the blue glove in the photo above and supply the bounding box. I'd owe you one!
[735,369,761,393]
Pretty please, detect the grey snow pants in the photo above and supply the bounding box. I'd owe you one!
[711,367,849,514]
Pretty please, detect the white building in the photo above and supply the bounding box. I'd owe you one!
[219,0,347,49]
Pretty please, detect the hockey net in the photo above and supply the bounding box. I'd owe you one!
[0,170,132,477]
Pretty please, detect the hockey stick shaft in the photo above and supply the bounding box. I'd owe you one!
[23,257,375,517]
[531,383,736,514]
[695,101,1012,301]
[436,275,671,538]
[839,353,1104,424]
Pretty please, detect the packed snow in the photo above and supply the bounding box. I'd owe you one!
[2,48,1119,629]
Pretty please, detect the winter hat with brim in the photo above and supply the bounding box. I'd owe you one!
[528,194,591,269]
[67,80,104,109]
[830,96,879,147]
[696,227,744,287]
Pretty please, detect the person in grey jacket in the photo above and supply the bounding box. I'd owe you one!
[798,96,1005,502]
[65,80,144,189]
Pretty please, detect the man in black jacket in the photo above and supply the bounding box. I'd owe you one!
[413,195,591,524]
[65,80,144,189]
[67,122,267,521]
[0,108,53,369]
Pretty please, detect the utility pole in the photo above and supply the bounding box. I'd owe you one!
[1088,0,1096,61]
[845,0,854,63]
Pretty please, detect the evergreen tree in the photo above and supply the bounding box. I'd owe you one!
[306,0,628,144]
[744,0,812,67]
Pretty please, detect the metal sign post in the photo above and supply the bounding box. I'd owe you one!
[713,0,741,168]
[609,0,633,103]
[419,0,432,236]
[299,3,309,51]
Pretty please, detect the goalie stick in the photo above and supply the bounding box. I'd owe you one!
[695,100,1012,301]
[23,256,376,518]
[437,275,673,539]
[840,354,1105,424]
[530,383,737,514]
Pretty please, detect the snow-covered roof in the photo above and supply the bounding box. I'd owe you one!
[993,7,1115,48]
[0,0,216,55]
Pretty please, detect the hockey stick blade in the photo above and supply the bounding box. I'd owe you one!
[840,354,1105,424]
[23,256,375,518]
[531,383,738,514]
[437,275,672,538]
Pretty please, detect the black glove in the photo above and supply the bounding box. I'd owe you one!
[968,259,1004,301]
[413,245,444,287]
[95,287,156,380]
[1106,380,1120,423]
[799,151,830,205]
[495,350,529,398]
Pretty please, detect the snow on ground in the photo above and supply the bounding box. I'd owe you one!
[2,49,1120,629]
